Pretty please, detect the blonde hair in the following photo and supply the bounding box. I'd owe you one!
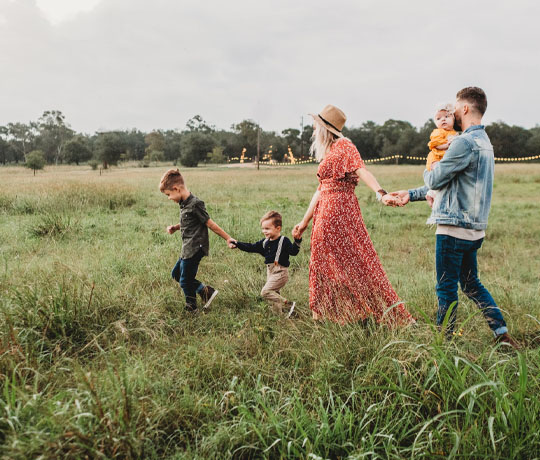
[260,210,282,228]
[434,102,454,119]
[309,120,339,161]
[159,169,184,192]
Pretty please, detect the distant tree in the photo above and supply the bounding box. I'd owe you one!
[144,150,165,163]
[374,120,416,158]
[63,135,93,165]
[95,132,126,168]
[7,122,38,162]
[282,128,301,158]
[25,150,46,175]
[232,120,259,158]
[180,132,215,167]
[123,129,146,160]
[215,129,243,159]
[207,146,226,164]
[300,125,314,159]
[145,131,166,156]
[0,126,14,164]
[417,119,436,143]
[486,122,531,158]
[262,131,287,162]
[344,121,381,159]
[186,115,215,133]
[163,130,183,161]
[37,110,74,164]
[526,130,540,155]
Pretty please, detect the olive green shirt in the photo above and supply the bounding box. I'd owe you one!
[179,193,210,259]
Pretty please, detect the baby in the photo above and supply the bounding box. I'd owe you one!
[426,103,458,201]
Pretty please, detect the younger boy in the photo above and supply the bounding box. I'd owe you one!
[231,211,301,317]
[160,169,235,311]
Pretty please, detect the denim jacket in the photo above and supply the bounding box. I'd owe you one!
[408,125,494,230]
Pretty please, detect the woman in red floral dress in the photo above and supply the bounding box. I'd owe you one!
[293,105,414,326]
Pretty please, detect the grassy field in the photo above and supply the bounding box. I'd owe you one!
[1,163,539,459]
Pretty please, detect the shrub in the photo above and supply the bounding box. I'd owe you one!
[25,150,46,175]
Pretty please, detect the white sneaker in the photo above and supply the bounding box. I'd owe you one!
[286,301,296,318]
[200,286,219,309]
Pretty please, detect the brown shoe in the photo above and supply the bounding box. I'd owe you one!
[495,332,520,349]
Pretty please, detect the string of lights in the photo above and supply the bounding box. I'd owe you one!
[227,154,540,165]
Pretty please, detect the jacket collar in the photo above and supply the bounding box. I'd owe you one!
[463,124,485,134]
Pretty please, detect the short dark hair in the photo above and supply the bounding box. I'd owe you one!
[260,210,282,228]
[456,87,487,116]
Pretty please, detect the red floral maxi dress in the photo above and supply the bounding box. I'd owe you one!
[309,138,414,326]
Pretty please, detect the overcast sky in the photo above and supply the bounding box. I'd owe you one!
[1,0,539,134]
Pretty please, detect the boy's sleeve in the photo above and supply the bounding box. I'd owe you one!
[286,237,301,256]
[234,239,264,255]
[193,200,211,224]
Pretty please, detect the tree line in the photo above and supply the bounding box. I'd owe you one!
[1,111,539,170]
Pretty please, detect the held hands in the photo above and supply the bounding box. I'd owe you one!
[227,238,237,249]
[388,190,410,206]
[381,194,404,207]
[166,224,179,234]
[292,221,308,240]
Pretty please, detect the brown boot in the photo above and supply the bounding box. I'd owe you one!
[495,332,520,349]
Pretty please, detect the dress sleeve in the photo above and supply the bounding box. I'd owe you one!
[335,138,365,176]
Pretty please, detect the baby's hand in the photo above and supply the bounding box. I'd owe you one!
[166,225,177,234]
[426,195,434,208]
[227,238,237,249]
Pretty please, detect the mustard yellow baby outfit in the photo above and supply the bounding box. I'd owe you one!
[426,128,458,170]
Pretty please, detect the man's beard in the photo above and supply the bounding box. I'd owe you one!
[453,116,462,131]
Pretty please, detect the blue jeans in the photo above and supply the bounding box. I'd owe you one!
[171,250,205,310]
[435,235,507,337]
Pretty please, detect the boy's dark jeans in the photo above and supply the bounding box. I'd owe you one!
[172,249,205,310]
[435,234,507,337]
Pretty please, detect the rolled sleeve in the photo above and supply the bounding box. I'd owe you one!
[409,185,428,201]
[193,201,210,224]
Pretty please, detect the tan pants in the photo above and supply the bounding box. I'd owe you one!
[261,264,289,314]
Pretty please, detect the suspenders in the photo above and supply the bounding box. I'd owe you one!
[262,236,285,266]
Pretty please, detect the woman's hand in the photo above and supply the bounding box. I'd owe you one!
[382,194,403,207]
[292,221,308,239]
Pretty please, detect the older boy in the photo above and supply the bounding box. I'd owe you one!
[160,169,235,311]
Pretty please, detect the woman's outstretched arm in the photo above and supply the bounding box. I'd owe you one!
[356,167,402,206]
[292,189,320,239]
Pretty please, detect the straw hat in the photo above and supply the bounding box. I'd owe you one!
[310,104,346,137]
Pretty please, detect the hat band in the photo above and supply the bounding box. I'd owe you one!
[318,114,342,133]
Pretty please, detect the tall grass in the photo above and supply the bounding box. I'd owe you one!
[0,164,539,458]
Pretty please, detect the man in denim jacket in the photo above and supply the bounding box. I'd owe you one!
[393,87,517,347]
